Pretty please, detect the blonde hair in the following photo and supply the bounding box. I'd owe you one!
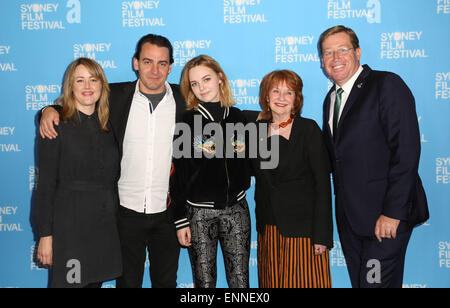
[57,58,110,132]
[180,55,235,110]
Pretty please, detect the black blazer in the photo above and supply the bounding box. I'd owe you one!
[322,65,429,237]
[251,117,333,248]
[109,81,186,158]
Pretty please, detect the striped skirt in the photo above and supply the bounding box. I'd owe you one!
[257,225,332,288]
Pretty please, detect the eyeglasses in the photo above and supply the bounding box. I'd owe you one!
[322,47,354,59]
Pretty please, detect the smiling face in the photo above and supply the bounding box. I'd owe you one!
[321,31,362,87]
[268,81,295,119]
[133,42,172,94]
[72,64,102,112]
[188,65,222,103]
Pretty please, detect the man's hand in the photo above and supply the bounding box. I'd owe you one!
[176,227,192,247]
[374,215,400,243]
[40,107,60,139]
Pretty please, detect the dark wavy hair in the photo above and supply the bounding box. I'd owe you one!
[133,34,174,64]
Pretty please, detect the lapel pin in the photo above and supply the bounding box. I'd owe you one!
[357,83,363,88]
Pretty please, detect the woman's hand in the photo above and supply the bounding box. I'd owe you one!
[314,244,327,256]
[37,236,53,266]
[177,227,192,247]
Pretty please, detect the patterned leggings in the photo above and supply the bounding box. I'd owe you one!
[188,199,251,288]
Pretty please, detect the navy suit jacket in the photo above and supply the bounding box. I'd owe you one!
[322,65,429,237]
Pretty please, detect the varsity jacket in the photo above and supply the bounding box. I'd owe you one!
[170,102,251,230]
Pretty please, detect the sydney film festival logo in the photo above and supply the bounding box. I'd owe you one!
[0,205,23,232]
[0,45,17,73]
[274,35,319,64]
[230,78,261,106]
[439,241,450,268]
[435,72,450,100]
[436,157,450,184]
[437,0,450,14]
[20,0,81,31]
[380,31,428,60]
[73,43,118,70]
[25,84,62,111]
[0,126,21,153]
[327,0,381,23]
[121,1,165,27]
[173,40,212,67]
[223,0,268,24]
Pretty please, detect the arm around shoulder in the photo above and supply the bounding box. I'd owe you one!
[39,105,62,139]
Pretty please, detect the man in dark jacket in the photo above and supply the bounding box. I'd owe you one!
[319,25,429,288]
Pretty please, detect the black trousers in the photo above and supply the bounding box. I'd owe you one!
[116,206,180,288]
[336,206,412,288]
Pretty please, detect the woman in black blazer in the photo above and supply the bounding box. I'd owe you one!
[252,70,333,288]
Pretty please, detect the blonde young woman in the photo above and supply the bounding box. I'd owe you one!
[170,55,251,288]
[34,58,122,288]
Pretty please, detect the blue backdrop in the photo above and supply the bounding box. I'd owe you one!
[0,0,449,288]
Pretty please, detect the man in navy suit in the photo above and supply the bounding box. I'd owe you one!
[318,25,429,288]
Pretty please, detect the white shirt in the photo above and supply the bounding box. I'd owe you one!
[118,81,176,214]
[328,65,364,135]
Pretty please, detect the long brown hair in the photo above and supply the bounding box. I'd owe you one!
[180,55,235,110]
[259,70,304,122]
[57,58,110,131]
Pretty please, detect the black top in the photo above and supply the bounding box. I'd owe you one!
[170,103,252,230]
[34,110,122,287]
[259,135,290,226]
[200,101,222,120]
[251,117,334,248]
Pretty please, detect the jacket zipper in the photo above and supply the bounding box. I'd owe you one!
[220,120,230,205]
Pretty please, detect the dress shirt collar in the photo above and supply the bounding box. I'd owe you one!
[336,65,364,95]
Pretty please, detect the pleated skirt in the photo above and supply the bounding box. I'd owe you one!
[257,225,332,288]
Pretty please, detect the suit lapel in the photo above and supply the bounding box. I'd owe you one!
[323,86,335,139]
[334,65,372,142]
[110,81,136,151]
[170,83,187,124]
[338,65,372,129]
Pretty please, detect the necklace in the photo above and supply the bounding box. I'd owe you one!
[271,117,293,129]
